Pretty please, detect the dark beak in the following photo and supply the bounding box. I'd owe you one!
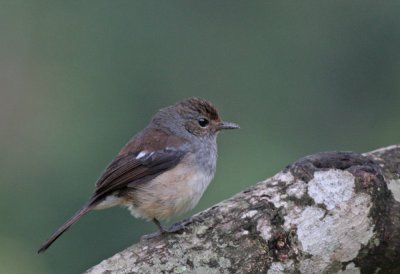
[217,121,240,130]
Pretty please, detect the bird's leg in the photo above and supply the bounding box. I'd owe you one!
[140,219,163,240]
[142,218,190,240]
[153,218,167,233]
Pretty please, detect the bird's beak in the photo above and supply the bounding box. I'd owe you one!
[217,121,240,130]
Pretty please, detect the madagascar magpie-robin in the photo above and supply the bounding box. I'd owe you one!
[38,97,239,253]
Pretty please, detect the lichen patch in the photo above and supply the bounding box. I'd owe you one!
[257,218,272,241]
[267,262,284,274]
[267,260,294,274]
[288,190,374,272]
[308,170,354,210]
[387,179,400,202]
[272,172,295,184]
[251,182,288,208]
[241,210,258,219]
[286,180,307,199]
[340,262,361,274]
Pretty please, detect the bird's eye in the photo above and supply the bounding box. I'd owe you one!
[198,118,209,127]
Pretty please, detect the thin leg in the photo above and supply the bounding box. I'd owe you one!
[153,218,185,233]
[165,221,185,233]
[140,219,163,240]
[153,218,167,233]
[142,218,190,240]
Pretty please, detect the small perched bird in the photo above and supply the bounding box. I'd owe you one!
[38,97,239,253]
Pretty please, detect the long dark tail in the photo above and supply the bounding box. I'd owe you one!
[37,201,97,253]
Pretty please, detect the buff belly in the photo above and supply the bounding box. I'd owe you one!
[125,164,213,220]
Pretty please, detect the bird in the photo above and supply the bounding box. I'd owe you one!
[38,97,239,253]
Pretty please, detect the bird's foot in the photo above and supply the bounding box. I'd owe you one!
[141,218,192,240]
[163,222,186,233]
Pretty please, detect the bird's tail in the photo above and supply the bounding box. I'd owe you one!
[37,200,97,253]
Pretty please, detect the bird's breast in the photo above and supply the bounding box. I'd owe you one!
[126,158,215,220]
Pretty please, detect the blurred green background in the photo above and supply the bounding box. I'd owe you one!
[1,1,400,273]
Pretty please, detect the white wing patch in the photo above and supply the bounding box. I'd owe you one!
[136,151,154,160]
[136,151,147,159]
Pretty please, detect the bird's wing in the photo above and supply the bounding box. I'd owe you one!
[93,145,188,200]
